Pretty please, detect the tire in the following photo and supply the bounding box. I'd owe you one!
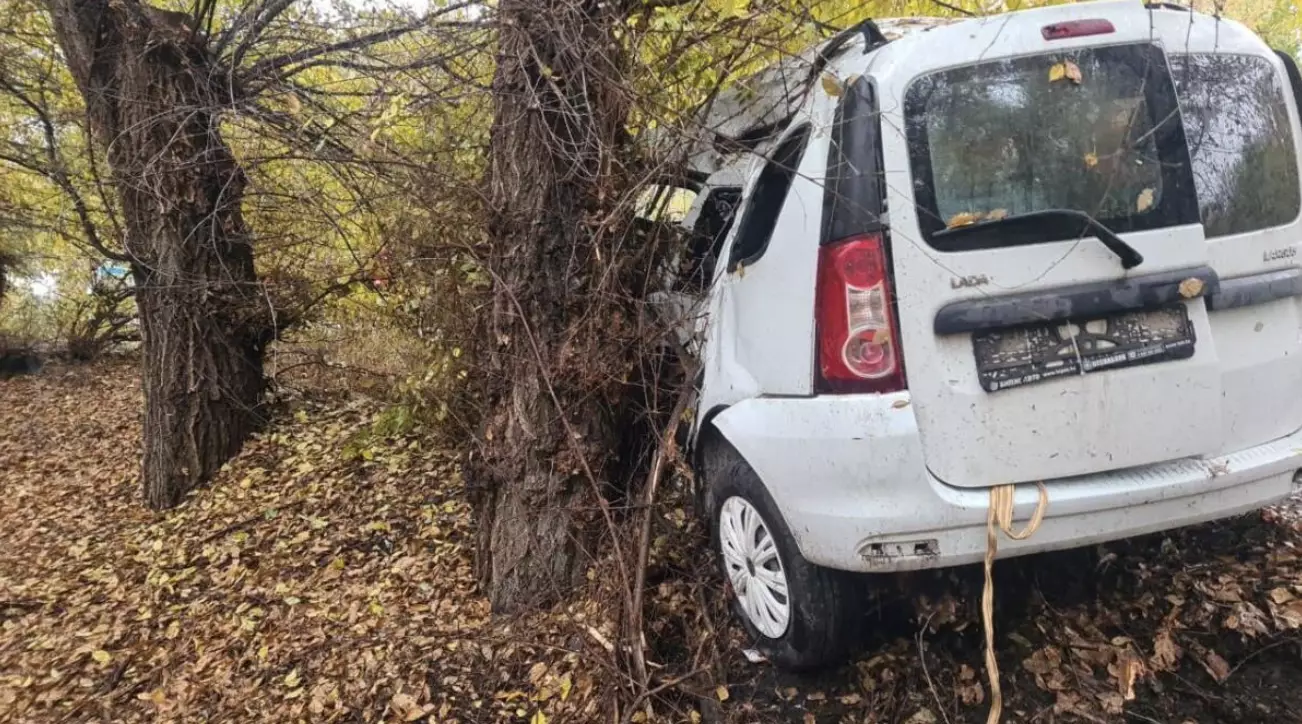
[703,438,862,670]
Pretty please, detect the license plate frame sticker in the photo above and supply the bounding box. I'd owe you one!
[974,304,1196,392]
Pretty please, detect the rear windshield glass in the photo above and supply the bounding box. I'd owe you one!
[905,43,1199,249]
[1170,53,1301,237]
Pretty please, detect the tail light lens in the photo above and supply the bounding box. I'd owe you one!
[815,234,906,394]
[1041,19,1115,41]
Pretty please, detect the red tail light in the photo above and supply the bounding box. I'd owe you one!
[815,234,906,394]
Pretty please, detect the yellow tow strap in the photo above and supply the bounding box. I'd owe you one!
[983,482,1049,724]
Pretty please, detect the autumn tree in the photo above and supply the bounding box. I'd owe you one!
[472,0,637,611]
[466,0,1015,610]
[469,0,967,611]
[39,0,271,508]
[39,0,453,508]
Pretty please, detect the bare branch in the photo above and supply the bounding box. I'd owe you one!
[240,20,430,82]
[931,0,976,17]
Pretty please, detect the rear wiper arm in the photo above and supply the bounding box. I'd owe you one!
[932,209,1144,270]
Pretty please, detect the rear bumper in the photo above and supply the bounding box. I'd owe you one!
[710,395,1302,573]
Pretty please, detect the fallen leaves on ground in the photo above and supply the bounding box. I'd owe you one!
[0,361,611,723]
[8,360,1302,724]
[711,491,1302,723]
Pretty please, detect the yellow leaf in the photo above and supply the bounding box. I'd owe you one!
[91,649,112,665]
[559,674,572,701]
[530,712,548,724]
[820,73,844,98]
[1049,62,1067,82]
[284,669,301,688]
[716,686,730,702]
[1084,152,1099,168]
[1178,277,1205,299]
[719,0,749,17]
[165,621,181,640]
[494,690,526,701]
[1137,188,1156,212]
[947,212,983,228]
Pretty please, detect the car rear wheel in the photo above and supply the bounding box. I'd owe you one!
[718,496,792,638]
[704,438,861,670]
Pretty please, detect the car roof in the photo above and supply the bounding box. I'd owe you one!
[683,2,1271,180]
[674,17,958,177]
[839,1,1265,84]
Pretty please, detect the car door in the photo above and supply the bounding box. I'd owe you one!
[881,36,1225,489]
[1158,14,1302,457]
[697,120,829,418]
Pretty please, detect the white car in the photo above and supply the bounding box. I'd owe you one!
[663,1,1302,669]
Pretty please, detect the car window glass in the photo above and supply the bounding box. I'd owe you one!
[1170,53,1302,238]
[904,43,1199,250]
[727,126,811,270]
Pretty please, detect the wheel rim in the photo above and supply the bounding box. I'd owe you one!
[718,496,791,638]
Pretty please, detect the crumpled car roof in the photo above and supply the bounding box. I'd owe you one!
[678,16,960,177]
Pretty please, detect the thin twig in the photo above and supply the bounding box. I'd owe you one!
[195,500,308,545]
[917,611,953,724]
[629,376,695,687]
[621,667,707,724]
[931,0,977,16]
[1224,635,1301,680]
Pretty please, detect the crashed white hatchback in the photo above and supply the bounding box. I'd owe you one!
[656,1,1302,668]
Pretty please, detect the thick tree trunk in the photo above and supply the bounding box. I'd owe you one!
[474,0,639,611]
[45,0,270,508]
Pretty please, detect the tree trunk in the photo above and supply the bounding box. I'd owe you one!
[474,0,640,612]
[45,0,270,508]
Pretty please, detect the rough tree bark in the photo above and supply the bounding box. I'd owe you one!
[474,0,642,611]
[45,0,271,508]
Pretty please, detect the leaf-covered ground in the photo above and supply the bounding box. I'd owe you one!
[5,360,1302,723]
[0,361,614,723]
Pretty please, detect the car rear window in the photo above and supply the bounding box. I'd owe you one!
[1170,53,1302,238]
[905,43,1200,250]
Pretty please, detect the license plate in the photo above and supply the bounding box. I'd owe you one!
[974,305,1196,392]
